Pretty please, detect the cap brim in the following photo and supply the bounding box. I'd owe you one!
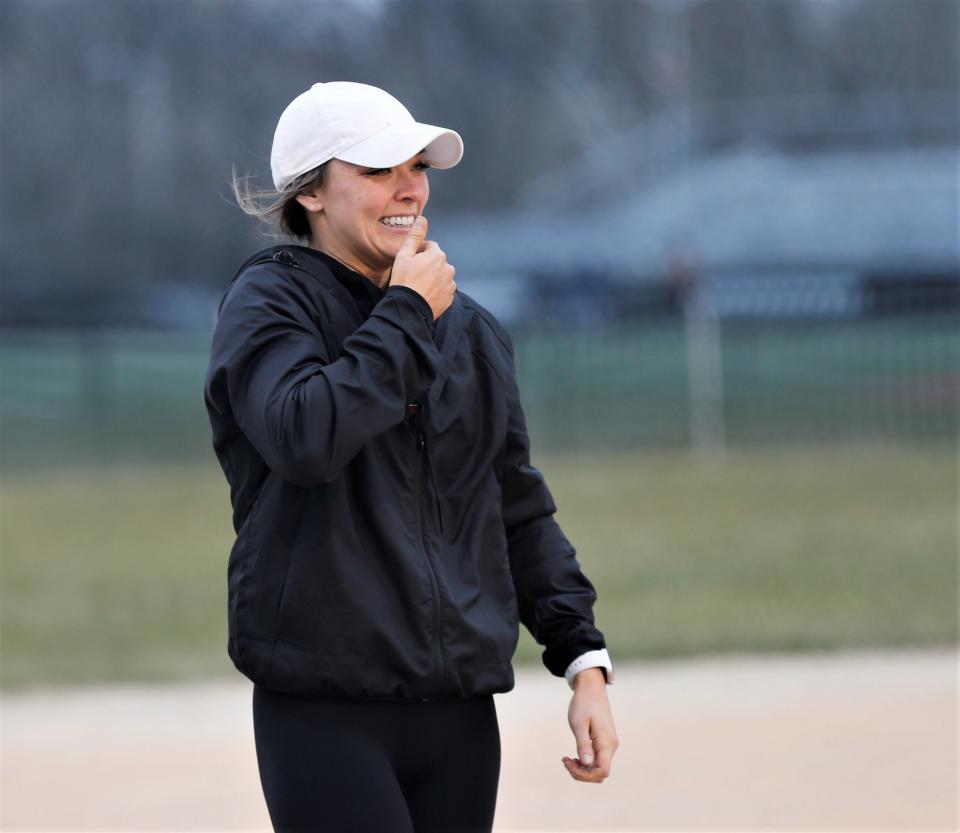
[334,122,463,170]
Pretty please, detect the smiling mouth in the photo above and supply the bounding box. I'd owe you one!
[379,215,416,230]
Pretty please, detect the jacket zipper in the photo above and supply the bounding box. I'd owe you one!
[424,442,445,537]
[410,402,446,694]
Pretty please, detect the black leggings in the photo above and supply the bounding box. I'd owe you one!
[252,685,501,833]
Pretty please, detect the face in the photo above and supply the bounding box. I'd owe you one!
[297,152,430,284]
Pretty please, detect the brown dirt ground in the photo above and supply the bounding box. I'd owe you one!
[1,648,956,832]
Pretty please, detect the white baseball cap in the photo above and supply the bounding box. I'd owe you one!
[270,81,464,191]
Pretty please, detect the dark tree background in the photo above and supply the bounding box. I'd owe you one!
[0,0,956,324]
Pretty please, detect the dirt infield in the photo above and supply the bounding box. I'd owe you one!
[2,648,956,831]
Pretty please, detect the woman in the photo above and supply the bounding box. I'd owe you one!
[204,81,619,833]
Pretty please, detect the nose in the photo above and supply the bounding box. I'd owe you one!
[394,166,429,210]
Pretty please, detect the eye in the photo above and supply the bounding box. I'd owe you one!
[363,161,430,176]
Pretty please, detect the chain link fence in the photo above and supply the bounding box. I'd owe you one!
[1,274,956,472]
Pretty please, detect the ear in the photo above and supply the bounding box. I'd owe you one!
[295,189,323,213]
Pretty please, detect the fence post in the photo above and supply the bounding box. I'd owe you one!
[678,263,726,458]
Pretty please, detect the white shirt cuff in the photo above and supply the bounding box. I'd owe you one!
[564,648,614,689]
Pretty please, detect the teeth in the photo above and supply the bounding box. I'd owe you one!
[380,216,414,227]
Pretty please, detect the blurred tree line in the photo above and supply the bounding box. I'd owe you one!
[0,0,956,325]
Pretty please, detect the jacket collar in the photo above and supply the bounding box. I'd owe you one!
[231,242,462,421]
[294,244,468,426]
[292,247,386,313]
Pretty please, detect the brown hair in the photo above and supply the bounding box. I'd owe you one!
[228,162,329,242]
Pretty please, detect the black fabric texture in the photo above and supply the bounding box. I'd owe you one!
[253,684,500,832]
[204,243,607,700]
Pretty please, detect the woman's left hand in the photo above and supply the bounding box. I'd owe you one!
[562,667,619,783]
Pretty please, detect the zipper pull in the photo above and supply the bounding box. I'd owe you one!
[409,400,425,451]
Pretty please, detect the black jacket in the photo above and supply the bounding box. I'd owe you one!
[203,243,607,701]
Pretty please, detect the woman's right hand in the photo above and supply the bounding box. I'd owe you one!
[388,215,456,320]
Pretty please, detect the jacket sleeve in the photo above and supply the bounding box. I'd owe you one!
[498,329,608,679]
[206,267,442,487]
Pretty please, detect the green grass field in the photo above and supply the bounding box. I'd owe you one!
[1,444,955,690]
